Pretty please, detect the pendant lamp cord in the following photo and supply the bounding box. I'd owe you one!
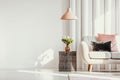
[69,0,71,8]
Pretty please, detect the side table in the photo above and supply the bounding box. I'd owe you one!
[59,51,76,71]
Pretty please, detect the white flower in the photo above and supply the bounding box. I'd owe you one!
[62,35,66,39]
[67,36,70,39]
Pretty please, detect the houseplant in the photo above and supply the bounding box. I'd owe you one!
[62,36,73,52]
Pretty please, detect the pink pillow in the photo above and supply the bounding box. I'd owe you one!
[97,34,120,52]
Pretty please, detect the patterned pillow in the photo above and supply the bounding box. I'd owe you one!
[92,41,111,52]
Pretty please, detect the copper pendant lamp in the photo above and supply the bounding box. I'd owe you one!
[61,0,78,20]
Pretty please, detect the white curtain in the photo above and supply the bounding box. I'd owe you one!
[68,0,120,71]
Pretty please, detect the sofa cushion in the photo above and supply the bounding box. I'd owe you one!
[92,41,111,52]
[89,51,111,59]
[97,34,120,52]
[111,52,120,59]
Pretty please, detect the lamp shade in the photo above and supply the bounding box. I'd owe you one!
[61,8,78,20]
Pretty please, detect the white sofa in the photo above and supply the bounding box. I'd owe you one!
[81,36,120,72]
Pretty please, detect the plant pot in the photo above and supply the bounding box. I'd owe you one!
[65,45,70,53]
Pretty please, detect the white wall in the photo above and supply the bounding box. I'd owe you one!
[0,0,65,69]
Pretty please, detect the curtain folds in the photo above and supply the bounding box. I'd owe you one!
[69,0,120,71]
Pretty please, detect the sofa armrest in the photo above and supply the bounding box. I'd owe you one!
[81,41,91,64]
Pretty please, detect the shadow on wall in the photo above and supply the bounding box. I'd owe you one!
[34,49,54,68]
